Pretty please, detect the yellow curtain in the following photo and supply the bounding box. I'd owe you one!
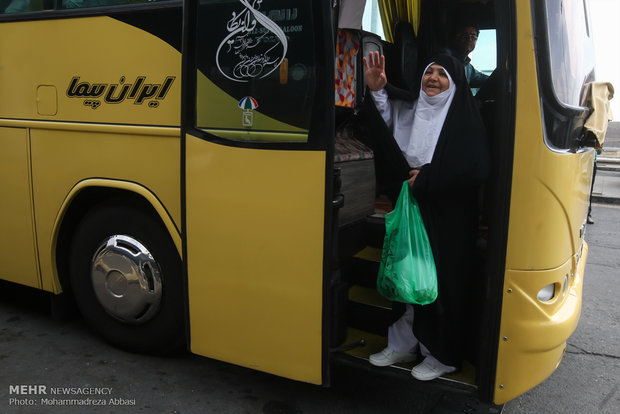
[377,0,421,42]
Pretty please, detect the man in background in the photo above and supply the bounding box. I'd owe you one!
[442,24,489,88]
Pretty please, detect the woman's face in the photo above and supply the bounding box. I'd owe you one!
[422,64,450,96]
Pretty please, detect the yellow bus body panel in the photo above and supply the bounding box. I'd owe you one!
[496,245,587,404]
[0,15,182,293]
[0,17,180,126]
[186,136,325,384]
[52,177,184,259]
[494,1,592,403]
[0,127,40,288]
[31,126,181,293]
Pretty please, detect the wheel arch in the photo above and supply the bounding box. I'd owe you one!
[52,179,182,294]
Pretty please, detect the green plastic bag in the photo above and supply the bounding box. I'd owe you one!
[377,182,438,305]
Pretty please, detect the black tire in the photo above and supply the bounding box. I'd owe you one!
[69,203,185,354]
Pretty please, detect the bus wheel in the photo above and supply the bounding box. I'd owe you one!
[68,204,184,354]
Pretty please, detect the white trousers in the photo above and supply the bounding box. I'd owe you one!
[388,304,456,372]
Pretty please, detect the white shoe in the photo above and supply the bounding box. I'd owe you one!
[411,360,456,381]
[369,347,416,367]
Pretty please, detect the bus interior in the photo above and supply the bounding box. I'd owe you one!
[328,0,511,392]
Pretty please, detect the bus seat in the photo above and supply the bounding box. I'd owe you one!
[393,21,418,92]
[335,29,383,110]
[335,29,360,109]
[361,32,383,92]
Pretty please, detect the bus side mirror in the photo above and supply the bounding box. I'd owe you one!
[578,131,599,149]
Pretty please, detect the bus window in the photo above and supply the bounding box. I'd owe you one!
[1,0,174,13]
[537,0,595,150]
[469,28,496,96]
[545,0,595,109]
[362,0,385,40]
[60,0,134,9]
[470,29,496,77]
[2,0,43,13]
[194,0,316,143]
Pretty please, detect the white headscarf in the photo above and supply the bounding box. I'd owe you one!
[391,62,455,168]
[370,62,457,168]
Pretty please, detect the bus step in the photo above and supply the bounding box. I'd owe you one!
[347,288,396,337]
[329,338,366,353]
[363,215,386,248]
[348,285,391,309]
[345,247,381,288]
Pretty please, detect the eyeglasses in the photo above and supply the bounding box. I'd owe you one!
[458,33,478,41]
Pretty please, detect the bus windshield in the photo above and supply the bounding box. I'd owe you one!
[545,0,595,107]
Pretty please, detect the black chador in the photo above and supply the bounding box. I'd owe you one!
[363,54,490,367]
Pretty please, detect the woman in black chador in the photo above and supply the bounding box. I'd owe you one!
[362,52,490,380]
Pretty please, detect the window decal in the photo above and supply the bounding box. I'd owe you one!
[238,96,259,127]
[216,0,288,83]
[196,0,314,133]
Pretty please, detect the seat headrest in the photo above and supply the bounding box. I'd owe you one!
[394,21,418,92]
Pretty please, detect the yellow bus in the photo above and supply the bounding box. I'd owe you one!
[0,0,609,406]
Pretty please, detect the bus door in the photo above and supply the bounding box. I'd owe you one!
[182,0,334,384]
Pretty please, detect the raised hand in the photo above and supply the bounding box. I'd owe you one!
[363,51,387,91]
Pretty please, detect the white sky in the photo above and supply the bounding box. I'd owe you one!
[589,0,619,120]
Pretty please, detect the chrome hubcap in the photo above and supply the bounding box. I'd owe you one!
[91,235,162,324]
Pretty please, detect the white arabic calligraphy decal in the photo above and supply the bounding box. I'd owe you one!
[216,0,288,83]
